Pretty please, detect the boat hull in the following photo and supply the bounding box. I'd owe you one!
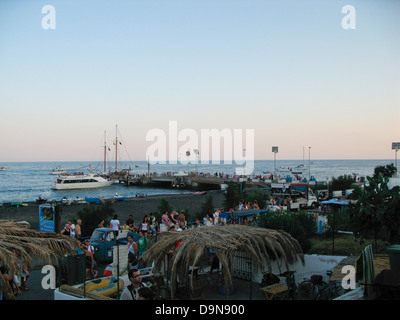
[52,181,113,190]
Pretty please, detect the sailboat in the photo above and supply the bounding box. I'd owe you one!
[51,131,114,190]
[293,147,308,173]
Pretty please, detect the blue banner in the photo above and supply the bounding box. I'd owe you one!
[39,205,55,233]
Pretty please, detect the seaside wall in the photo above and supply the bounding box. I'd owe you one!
[0,191,226,232]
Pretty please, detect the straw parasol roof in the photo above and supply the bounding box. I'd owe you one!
[0,219,78,274]
[142,224,304,297]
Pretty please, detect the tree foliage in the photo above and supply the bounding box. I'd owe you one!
[199,194,214,218]
[330,174,356,191]
[224,181,244,209]
[347,175,400,245]
[373,163,397,179]
[156,198,172,220]
[224,181,267,210]
[75,200,115,237]
[258,211,316,252]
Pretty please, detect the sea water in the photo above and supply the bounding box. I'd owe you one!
[0,159,395,203]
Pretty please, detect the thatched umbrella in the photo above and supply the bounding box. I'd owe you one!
[0,219,78,274]
[142,224,304,298]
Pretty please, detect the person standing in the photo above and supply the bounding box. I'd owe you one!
[178,210,186,230]
[20,258,30,291]
[109,215,121,234]
[67,220,75,237]
[61,224,71,236]
[75,219,82,240]
[161,211,172,229]
[170,210,178,225]
[127,234,138,264]
[149,212,158,235]
[138,231,148,257]
[140,215,149,238]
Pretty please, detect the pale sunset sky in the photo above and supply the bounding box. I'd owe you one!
[0,0,399,162]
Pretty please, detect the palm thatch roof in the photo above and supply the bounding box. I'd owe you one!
[142,224,304,297]
[0,220,78,274]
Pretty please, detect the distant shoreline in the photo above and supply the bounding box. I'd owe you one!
[0,190,226,232]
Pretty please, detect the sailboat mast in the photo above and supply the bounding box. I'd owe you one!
[104,131,107,173]
[115,125,118,172]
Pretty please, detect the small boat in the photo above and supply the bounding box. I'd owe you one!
[135,193,147,198]
[61,197,73,205]
[52,173,114,190]
[74,197,87,204]
[85,197,104,204]
[114,193,127,201]
[11,201,28,207]
[0,166,8,171]
[49,167,68,175]
[276,166,292,172]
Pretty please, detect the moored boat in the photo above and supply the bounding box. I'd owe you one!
[49,167,68,175]
[52,173,114,190]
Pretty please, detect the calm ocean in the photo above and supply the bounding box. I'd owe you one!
[0,159,395,203]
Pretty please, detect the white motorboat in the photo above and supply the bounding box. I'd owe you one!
[0,166,8,171]
[51,173,114,190]
[49,167,68,175]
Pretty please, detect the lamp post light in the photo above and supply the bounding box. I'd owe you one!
[186,150,191,174]
[193,149,199,175]
[308,146,311,183]
[392,142,400,178]
[272,146,278,174]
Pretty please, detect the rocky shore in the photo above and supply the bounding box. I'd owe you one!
[0,190,226,231]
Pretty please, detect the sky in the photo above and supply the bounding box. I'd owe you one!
[0,0,399,162]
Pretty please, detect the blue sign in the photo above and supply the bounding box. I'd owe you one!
[39,205,55,233]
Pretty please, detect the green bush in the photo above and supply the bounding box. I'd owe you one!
[156,198,172,221]
[74,200,115,237]
[258,211,316,252]
[224,181,245,209]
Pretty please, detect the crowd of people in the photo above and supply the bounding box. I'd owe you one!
[0,249,30,300]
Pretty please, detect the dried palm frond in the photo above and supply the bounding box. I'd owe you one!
[0,219,78,274]
[142,224,304,298]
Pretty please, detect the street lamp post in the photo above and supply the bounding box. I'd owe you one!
[393,142,400,178]
[308,147,312,183]
[186,150,191,174]
[272,146,278,174]
[193,149,199,175]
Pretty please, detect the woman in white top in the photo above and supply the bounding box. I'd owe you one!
[140,215,149,237]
